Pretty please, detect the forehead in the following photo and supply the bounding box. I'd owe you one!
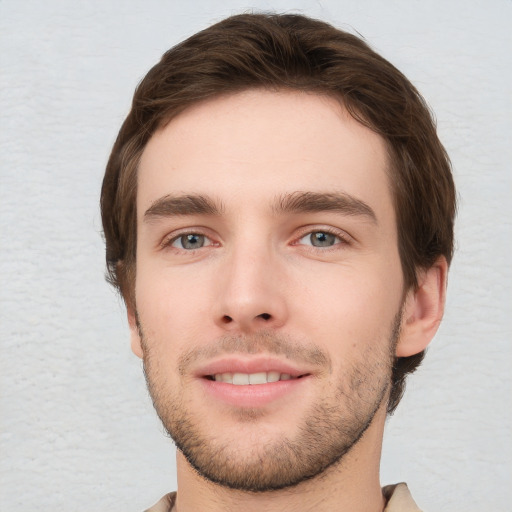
[137,89,392,220]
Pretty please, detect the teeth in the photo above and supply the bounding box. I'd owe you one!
[248,372,267,385]
[213,371,296,385]
[267,371,280,383]
[233,373,249,385]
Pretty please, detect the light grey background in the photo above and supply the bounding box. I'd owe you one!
[1,1,511,511]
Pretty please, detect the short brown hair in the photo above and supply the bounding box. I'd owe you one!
[101,13,456,414]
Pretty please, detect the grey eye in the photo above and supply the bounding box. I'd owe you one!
[173,234,207,250]
[301,231,338,247]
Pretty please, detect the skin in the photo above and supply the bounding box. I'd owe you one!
[129,90,447,512]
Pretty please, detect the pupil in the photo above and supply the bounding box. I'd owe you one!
[312,232,335,247]
[183,234,204,249]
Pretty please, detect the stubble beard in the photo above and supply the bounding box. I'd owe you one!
[138,313,401,493]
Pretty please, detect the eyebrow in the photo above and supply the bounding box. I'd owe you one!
[143,191,377,223]
[143,194,223,221]
[272,191,377,223]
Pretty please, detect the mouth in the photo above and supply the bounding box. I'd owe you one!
[197,357,312,407]
[205,371,309,385]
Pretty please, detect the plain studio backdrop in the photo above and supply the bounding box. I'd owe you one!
[1,1,511,511]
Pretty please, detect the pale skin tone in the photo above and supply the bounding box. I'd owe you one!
[128,90,447,512]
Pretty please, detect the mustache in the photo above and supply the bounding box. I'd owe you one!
[175,330,333,376]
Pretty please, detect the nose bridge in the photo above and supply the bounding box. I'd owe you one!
[214,231,287,331]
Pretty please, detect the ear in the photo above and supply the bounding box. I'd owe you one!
[396,257,448,357]
[127,306,143,359]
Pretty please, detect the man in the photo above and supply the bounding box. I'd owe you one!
[101,13,455,512]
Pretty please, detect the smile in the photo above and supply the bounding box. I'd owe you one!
[209,371,305,385]
[196,356,313,407]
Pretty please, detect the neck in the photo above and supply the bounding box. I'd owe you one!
[173,406,388,512]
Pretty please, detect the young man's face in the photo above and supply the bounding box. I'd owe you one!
[131,90,406,491]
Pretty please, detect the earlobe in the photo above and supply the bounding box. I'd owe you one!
[127,307,143,359]
[396,257,448,357]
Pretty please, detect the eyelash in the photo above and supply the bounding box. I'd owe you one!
[293,227,351,250]
[160,226,352,252]
[161,230,216,251]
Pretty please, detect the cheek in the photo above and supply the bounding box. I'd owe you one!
[135,266,213,347]
[291,264,403,353]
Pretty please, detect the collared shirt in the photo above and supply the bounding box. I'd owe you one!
[383,484,422,511]
[144,482,422,511]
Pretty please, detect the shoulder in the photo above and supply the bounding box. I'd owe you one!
[144,492,176,512]
[383,483,423,512]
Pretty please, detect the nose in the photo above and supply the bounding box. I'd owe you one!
[213,244,288,333]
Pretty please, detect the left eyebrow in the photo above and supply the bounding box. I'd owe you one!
[272,191,377,223]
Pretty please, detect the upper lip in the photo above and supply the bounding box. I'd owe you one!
[195,355,311,378]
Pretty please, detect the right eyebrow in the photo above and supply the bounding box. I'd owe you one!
[143,194,223,221]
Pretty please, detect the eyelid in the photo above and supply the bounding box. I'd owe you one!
[157,224,353,251]
[292,225,353,247]
[160,227,218,251]
[172,234,212,250]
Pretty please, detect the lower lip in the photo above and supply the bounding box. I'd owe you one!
[200,377,308,408]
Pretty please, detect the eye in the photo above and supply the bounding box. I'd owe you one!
[171,233,212,250]
[298,231,343,248]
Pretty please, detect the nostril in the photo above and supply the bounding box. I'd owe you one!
[258,313,271,320]
[221,315,233,324]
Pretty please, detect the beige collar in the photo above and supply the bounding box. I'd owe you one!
[383,483,422,512]
[146,482,422,512]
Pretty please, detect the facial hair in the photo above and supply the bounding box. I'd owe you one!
[138,311,401,492]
